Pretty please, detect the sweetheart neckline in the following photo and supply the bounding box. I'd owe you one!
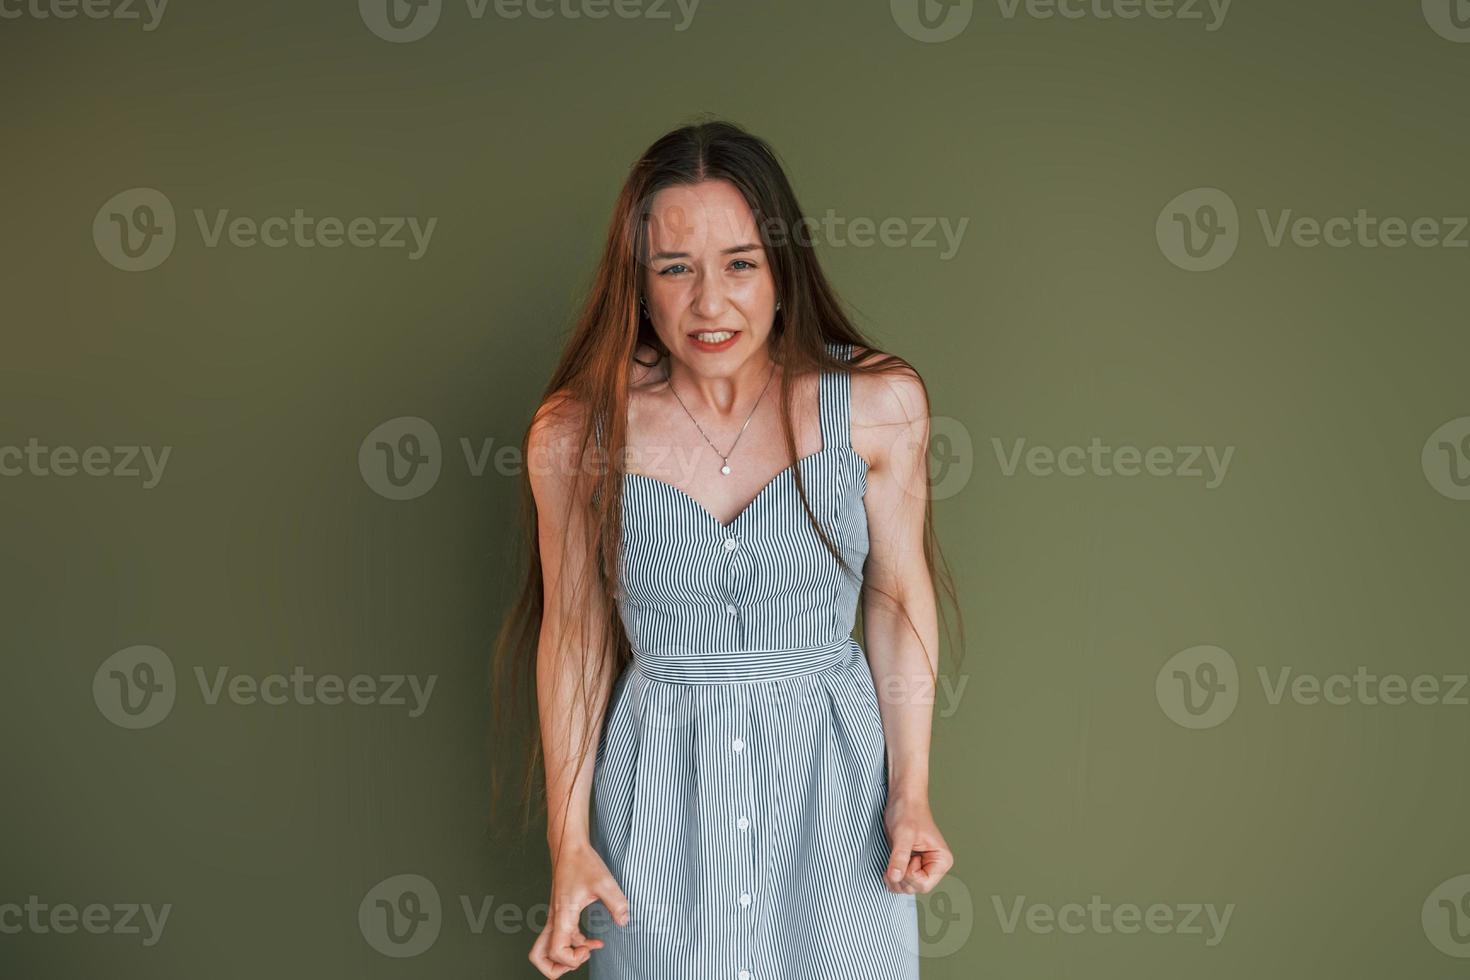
[623,444,869,530]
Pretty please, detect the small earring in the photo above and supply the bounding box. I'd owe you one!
[776,300,782,311]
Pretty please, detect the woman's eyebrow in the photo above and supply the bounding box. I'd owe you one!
[651,242,765,260]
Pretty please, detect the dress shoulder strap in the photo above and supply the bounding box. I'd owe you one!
[819,339,854,451]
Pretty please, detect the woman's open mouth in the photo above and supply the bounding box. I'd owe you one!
[687,329,740,353]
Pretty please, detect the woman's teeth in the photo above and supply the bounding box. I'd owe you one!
[694,331,735,343]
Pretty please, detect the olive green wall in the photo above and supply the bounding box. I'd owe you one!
[3,1,1468,977]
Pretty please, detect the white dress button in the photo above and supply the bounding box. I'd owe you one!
[731,737,745,752]
[739,892,752,907]
[738,972,751,980]
[725,603,737,616]
[737,816,749,831]
[723,537,739,551]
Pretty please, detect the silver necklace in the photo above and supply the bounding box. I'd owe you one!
[665,358,778,476]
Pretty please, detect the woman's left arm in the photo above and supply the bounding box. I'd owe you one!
[853,355,955,896]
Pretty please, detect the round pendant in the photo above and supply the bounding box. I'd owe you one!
[720,464,731,475]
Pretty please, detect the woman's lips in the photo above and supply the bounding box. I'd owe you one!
[687,330,740,353]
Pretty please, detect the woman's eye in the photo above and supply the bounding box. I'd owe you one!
[658,260,755,274]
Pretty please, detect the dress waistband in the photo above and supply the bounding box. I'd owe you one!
[632,636,856,685]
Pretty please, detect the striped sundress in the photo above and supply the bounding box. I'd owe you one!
[588,340,919,979]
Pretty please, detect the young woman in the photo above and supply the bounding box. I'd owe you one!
[495,119,959,979]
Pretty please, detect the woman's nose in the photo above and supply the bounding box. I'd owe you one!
[690,275,730,317]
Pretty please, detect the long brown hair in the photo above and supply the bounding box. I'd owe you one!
[488,116,964,841]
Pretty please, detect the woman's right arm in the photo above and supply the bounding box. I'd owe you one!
[525,394,630,979]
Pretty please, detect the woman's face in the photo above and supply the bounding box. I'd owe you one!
[641,179,777,369]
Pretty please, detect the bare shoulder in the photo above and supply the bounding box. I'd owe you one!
[527,386,593,509]
[530,386,589,451]
[846,343,929,472]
